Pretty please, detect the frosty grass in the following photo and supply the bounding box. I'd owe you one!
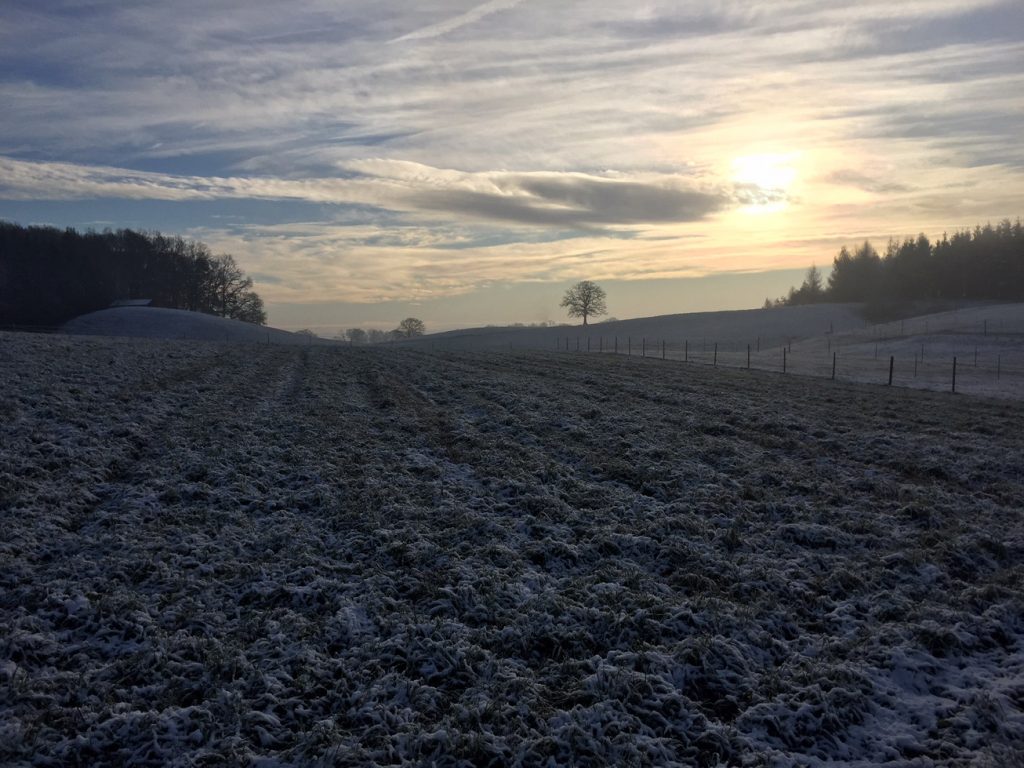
[1,332,1022,766]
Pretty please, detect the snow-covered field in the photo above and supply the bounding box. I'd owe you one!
[2,331,1023,765]
[539,304,1024,401]
[417,304,866,352]
[63,306,331,345]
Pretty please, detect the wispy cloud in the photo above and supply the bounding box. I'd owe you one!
[391,0,525,43]
[0,156,746,231]
[1,0,1023,321]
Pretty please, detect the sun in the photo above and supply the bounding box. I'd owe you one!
[731,153,798,213]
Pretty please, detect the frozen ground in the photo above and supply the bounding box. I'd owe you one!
[415,304,866,352]
[1,331,1023,766]
[544,304,1024,401]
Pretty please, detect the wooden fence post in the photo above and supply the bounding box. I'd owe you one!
[831,352,836,380]
[888,356,894,386]
[952,356,957,393]
[714,343,718,367]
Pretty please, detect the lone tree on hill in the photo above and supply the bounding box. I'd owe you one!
[396,317,426,338]
[560,281,607,325]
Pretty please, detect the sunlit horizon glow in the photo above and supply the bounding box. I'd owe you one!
[1,1,1023,330]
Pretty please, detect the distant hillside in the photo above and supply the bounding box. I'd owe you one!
[62,307,328,345]
[401,304,866,351]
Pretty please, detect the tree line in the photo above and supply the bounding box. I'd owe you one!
[768,219,1024,310]
[0,220,266,327]
[338,318,425,344]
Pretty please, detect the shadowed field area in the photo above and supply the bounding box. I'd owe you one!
[2,332,1022,765]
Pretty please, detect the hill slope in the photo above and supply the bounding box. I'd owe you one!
[411,304,866,351]
[62,306,323,344]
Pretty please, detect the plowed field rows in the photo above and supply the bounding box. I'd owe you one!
[2,332,1022,765]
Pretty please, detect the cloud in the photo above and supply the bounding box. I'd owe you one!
[409,175,728,228]
[1,0,1023,315]
[824,170,912,194]
[391,0,525,43]
[0,155,736,229]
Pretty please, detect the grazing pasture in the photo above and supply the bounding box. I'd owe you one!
[1,332,1022,765]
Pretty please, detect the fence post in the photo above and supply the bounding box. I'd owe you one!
[888,356,894,386]
[714,343,718,367]
[831,352,836,380]
[914,354,918,378]
[615,336,618,354]
[783,348,787,373]
[952,356,957,393]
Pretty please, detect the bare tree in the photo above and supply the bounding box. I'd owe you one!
[344,328,368,345]
[396,317,426,338]
[560,281,607,325]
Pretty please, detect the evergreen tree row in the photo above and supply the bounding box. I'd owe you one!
[0,221,266,327]
[769,219,1024,309]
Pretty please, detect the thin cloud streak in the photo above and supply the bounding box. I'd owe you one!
[391,0,525,43]
[1,0,1023,322]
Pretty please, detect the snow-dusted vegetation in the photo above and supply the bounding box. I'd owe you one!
[62,306,329,345]
[2,331,1022,765]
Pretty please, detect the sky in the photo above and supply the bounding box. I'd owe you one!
[2,1,1023,333]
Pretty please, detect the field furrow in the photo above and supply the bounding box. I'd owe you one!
[1,333,1022,766]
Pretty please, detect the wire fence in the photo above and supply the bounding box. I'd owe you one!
[552,332,1024,399]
